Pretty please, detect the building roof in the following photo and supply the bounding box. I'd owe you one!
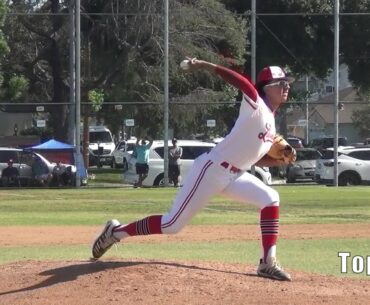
[286,87,368,126]
[309,103,363,124]
[316,87,363,103]
[309,87,366,124]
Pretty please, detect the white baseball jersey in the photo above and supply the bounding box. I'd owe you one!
[212,93,275,170]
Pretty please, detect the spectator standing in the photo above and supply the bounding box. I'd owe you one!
[32,156,51,186]
[134,137,153,188]
[1,159,20,187]
[52,161,67,186]
[168,138,183,187]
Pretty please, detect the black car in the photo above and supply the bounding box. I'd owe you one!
[286,137,304,148]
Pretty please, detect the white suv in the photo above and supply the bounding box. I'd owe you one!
[123,140,272,187]
[111,138,137,169]
[315,147,370,186]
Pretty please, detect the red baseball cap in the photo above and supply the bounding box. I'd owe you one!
[256,66,295,88]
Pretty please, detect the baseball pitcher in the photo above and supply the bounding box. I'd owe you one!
[92,58,296,281]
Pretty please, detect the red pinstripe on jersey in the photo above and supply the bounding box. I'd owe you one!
[162,160,213,229]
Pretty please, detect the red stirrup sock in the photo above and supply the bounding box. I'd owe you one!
[114,215,163,237]
[260,205,279,263]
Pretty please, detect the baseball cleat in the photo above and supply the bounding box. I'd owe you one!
[92,219,120,259]
[257,257,292,281]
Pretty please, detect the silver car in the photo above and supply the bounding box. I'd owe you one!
[286,148,322,183]
[0,148,55,186]
[0,147,77,186]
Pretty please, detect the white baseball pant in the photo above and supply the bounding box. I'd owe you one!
[161,152,279,234]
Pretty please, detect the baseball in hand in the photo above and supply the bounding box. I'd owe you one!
[180,59,190,70]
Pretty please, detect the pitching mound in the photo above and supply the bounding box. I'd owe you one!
[0,259,369,305]
[1,224,370,304]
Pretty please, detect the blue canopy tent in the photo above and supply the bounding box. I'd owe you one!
[26,139,88,184]
[30,139,75,150]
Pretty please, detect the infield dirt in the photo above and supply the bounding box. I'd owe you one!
[0,224,369,305]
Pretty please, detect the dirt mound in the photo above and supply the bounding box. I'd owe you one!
[1,224,370,304]
[0,259,369,305]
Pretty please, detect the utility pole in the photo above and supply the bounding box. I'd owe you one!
[163,0,169,186]
[333,0,339,187]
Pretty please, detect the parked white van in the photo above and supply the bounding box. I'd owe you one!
[123,140,272,187]
[88,126,115,167]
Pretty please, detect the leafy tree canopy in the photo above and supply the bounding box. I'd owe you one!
[2,0,370,141]
[3,0,247,139]
[352,105,370,137]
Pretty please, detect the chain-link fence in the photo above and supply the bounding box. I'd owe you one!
[1,1,369,155]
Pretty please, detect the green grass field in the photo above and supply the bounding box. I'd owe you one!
[0,185,369,278]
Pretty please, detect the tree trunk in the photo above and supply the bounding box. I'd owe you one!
[49,40,68,142]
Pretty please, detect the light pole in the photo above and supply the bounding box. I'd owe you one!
[163,0,169,186]
[251,0,256,177]
[305,76,309,146]
[333,0,339,187]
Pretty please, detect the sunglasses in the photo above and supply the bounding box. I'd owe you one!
[265,80,290,89]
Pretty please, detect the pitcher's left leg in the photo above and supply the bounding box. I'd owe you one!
[221,172,291,281]
[92,155,227,260]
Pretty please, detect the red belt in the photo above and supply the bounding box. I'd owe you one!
[220,161,241,173]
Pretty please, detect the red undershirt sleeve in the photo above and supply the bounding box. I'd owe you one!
[214,65,258,102]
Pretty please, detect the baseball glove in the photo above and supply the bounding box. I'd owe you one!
[267,135,297,164]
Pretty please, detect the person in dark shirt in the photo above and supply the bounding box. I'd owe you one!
[52,161,67,186]
[32,156,51,186]
[168,138,183,187]
[1,159,20,187]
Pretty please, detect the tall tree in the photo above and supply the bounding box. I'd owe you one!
[223,0,334,77]
[0,0,29,110]
[3,0,247,141]
[83,0,247,137]
[341,0,370,95]
[3,0,70,140]
[352,105,370,137]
